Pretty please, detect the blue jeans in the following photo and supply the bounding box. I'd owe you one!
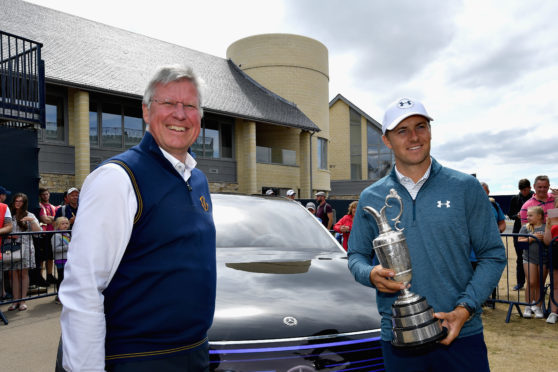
[381,333,490,372]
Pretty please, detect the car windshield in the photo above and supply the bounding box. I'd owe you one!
[212,194,341,252]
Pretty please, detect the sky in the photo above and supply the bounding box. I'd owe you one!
[25,0,558,194]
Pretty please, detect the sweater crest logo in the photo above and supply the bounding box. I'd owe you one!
[437,200,451,208]
[200,196,209,211]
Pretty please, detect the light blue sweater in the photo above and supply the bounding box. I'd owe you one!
[348,158,506,341]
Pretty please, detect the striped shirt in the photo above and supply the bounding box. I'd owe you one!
[519,194,556,224]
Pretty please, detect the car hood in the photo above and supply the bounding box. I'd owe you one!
[208,248,381,341]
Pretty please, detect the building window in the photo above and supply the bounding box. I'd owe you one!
[191,114,234,159]
[89,96,144,149]
[281,149,296,166]
[38,93,65,142]
[256,146,272,163]
[350,108,362,180]
[317,137,327,170]
[124,106,143,147]
[89,101,98,145]
[367,121,393,179]
[101,102,122,148]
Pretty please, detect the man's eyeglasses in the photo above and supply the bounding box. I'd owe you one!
[150,98,199,113]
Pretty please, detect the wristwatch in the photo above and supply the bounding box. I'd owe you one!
[456,302,475,322]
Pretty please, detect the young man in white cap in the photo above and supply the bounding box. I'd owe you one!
[286,189,296,200]
[348,97,506,371]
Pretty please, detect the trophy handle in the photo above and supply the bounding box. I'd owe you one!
[385,189,404,231]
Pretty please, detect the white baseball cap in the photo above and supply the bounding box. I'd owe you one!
[286,189,296,196]
[382,97,433,134]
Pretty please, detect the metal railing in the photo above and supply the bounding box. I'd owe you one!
[489,233,557,322]
[1,229,69,324]
[0,30,45,128]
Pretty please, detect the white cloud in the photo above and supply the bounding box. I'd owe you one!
[24,0,558,193]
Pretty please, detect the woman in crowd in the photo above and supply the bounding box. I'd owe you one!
[5,193,41,311]
[518,206,547,319]
[333,201,358,251]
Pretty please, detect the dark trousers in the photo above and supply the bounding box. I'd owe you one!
[56,265,64,292]
[106,342,209,372]
[513,237,526,286]
[381,333,490,372]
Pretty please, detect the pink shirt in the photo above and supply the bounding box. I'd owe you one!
[39,202,56,231]
[519,193,556,224]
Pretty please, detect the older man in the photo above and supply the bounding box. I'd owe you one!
[55,187,79,228]
[348,98,506,371]
[60,66,216,371]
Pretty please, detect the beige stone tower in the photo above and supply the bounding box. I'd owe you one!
[227,34,330,197]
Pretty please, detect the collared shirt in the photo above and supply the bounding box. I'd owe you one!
[394,162,432,200]
[59,146,197,371]
[159,147,196,180]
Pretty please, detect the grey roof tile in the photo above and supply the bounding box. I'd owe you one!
[1,0,319,131]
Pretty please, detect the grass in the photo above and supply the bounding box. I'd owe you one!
[483,235,557,371]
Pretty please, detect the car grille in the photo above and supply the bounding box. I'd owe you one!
[209,330,384,371]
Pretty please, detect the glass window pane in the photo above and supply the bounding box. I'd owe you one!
[44,95,64,141]
[123,106,143,148]
[256,146,271,163]
[367,153,380,179]
[379,153,393,177]
[205,127,220,158]
[191,134,204,157]
[282,149,296,165]
[351,155,361,180]
[101,102,122,148]
[89,101,98,146]
[367,122,382,144]
[317,138,327,170]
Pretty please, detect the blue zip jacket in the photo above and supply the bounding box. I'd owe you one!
[348,158,506,341]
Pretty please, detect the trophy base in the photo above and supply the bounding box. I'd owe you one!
[391,322,448,348]
[391,294,447,348]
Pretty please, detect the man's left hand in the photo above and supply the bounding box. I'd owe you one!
[433,306,469,346]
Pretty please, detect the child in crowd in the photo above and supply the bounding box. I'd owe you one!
[518,206,548,318]
[51,217,70,302]
[543,205,558,324]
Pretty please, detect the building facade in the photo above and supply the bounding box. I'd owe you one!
[329,94,393,198]
[1,0,392,199]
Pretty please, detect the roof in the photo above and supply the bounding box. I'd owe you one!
[1,0,319,132]
[329,93,381,130]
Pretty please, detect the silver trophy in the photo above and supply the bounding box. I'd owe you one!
[364,189,446,348]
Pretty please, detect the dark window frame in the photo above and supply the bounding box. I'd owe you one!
[192,113,234,160]
[89,94,144,150]
[38,86,67,144]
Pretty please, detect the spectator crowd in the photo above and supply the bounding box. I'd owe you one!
[1,186,77,310]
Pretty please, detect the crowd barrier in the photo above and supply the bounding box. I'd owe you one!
[489,233,557,323]
[0,229,69,325]
[1,230,556,325]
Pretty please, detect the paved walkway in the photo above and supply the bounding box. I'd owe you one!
[1,295,61,371]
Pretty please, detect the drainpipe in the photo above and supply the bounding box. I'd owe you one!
[309,131,314,196]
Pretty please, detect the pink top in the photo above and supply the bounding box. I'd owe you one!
[519,194,556,224]
[39,202,56,231]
